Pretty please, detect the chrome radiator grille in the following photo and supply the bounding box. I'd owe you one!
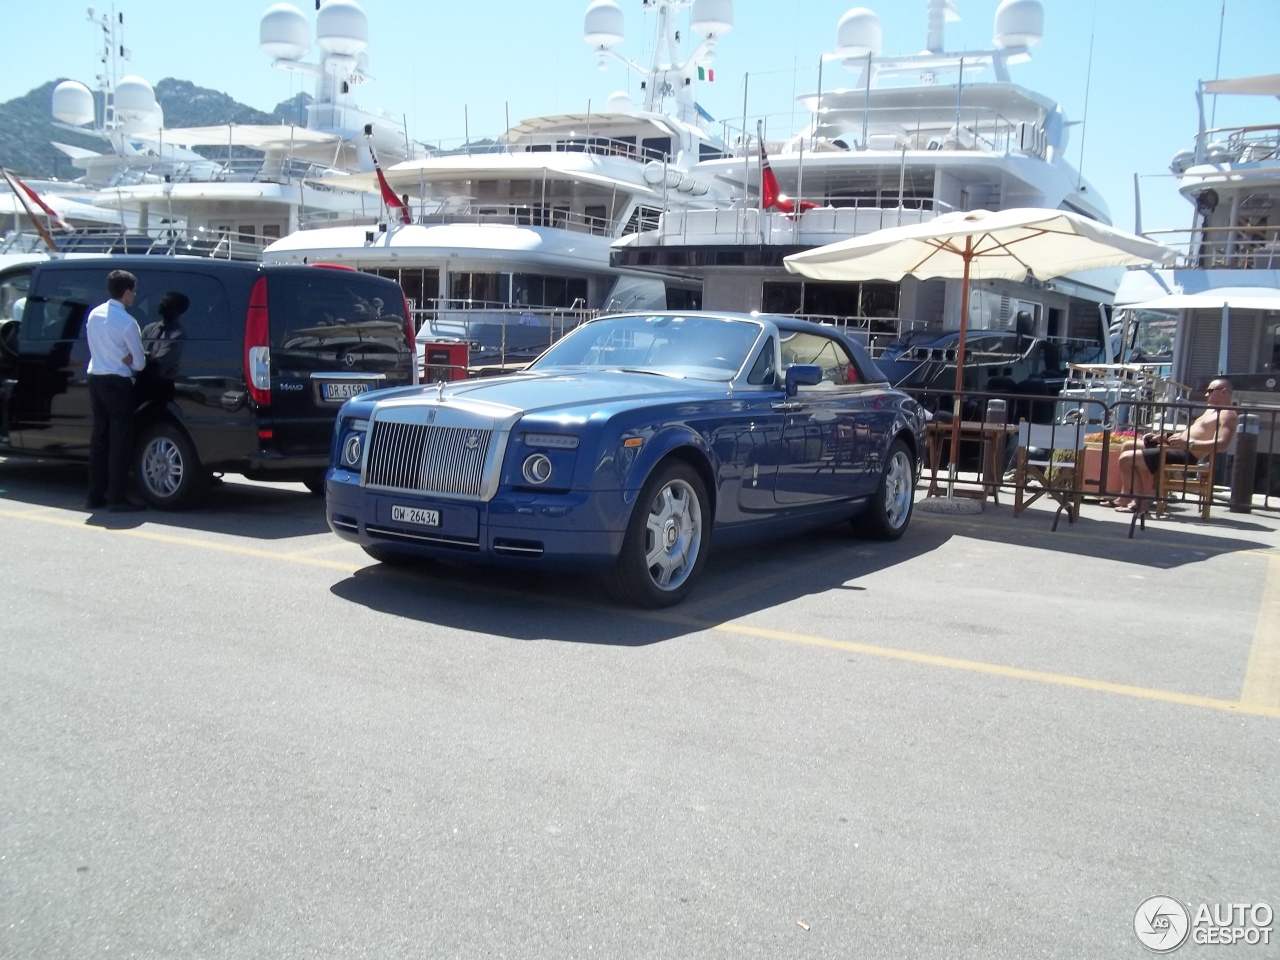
[365,420,493,498]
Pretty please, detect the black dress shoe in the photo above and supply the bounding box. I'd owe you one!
[84,498,108,509]
[107,502,145,513]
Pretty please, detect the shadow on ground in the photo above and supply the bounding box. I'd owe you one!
[326,495,1277,646]
[0,458,329,540]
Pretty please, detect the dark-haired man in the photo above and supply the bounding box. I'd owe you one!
[85,269,146,511]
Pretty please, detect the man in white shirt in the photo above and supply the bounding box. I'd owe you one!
[85,269,146,511]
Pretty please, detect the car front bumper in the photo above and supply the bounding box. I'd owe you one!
[325,468,629,567]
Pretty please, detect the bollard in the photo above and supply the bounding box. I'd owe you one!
[1230,413,1260,513]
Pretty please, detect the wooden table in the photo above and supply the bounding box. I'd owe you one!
[924,420,1019,506]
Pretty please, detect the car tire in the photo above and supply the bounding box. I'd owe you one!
[607,460,709,608]
[134,421,208,510]
[303,472,326,496]
[851,438,914,541]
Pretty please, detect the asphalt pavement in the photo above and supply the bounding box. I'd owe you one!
[1,457,1277,959]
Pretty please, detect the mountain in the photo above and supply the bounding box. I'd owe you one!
[0,79,314,180]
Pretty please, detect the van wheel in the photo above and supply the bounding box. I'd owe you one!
[134,421,208,510]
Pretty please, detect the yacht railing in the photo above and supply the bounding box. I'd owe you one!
[413,301,597,369]
[1142,225,1280,270]
[103,156,364,188]
[719,104,1043,159]
[0,224,267,259]
[507,133,671,163]
[297,204,627,237]
[649,203,942,244]
[1196,124,1280,165]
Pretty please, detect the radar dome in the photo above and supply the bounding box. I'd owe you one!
[994,0,1043,48]
[690,0,733,37]
[316,0,368,57]
[52,81,95,126]
[836,8,882,59]
[584,0,624,48]
[260,3,311,61]
[606,91,634,113]
[114,76,157,119]
[1170,148,1195,174]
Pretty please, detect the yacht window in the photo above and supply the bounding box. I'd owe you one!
[585,205,610,234]
[641,136,672,161]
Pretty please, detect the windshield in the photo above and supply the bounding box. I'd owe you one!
[530,313,764,381]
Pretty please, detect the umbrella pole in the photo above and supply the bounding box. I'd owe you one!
[946,242,973,498]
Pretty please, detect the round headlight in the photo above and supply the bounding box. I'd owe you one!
[521,452,553,485]
[341,433,363,468]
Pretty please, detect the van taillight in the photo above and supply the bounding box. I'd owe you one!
[401,293,419,384]
[245,277,271,407]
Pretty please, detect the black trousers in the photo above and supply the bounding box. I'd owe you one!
[88,374,135,504]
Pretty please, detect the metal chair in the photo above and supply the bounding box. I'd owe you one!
[1013,421,1087,530]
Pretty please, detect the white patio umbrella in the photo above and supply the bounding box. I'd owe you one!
[784,207,1174,499]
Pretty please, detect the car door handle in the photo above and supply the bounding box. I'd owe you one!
[772,401,805,412]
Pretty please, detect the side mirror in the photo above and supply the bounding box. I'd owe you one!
[785,363,823,397]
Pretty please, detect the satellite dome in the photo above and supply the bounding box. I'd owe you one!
[690,0,733,37]
[260,3,311,61]
[1169,148,1195,174]
[52,81,95,126]
[316,0,368,57]
[584,0,624,48]
[114,76,157,119]
[994,0,1044,48]
[606,91,634,114]
[1205,141,1233,163]
[836,8,882,59]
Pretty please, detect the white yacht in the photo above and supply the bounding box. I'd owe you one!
[616,0,1119,356]
[262,0,739,360]
[1115,71,1280,490]
[2,1,420,260]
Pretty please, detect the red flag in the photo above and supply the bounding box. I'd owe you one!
[2,168,70,230]
[375,165,412,225]
[759,141,816,217]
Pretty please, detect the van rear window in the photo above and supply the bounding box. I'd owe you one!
[267,273,409,350]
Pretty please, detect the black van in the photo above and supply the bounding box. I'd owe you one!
[0,256,417,508]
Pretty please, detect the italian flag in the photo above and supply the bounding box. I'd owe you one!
[697,66,714,82]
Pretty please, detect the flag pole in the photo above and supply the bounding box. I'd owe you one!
[1,169,59,253]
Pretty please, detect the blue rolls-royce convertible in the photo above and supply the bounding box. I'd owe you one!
[325,312,926,607]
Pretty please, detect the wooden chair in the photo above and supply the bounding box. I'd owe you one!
[1155,448,1216,520]
[1013,421,1087,530]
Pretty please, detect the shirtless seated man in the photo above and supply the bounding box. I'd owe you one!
[1108,378,1238,512]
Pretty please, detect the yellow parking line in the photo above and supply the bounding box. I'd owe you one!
[2,503,1278,718]
[0,507,361,573]
[1240,554,1280,710]
[660,618,1280,720]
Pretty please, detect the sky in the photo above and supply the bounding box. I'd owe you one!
[6,0,1280,235]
